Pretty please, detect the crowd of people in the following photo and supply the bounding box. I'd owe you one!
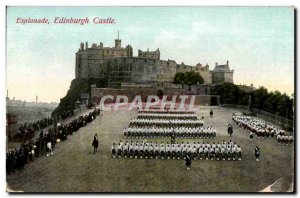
[111,140,242,161]
[6,108,100,175]
[14,117,54,141]
[59,110,75,120]
[124,126,217,139]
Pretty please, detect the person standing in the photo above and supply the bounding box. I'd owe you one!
[210,109,213,118]
[228,123,233,137]
[185,154,192,170]
[255,146,260,161]
[46,141,53,157]
[92,133,99,154]
[250,131,254,141]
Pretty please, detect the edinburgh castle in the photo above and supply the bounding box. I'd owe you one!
[75,33,234,87]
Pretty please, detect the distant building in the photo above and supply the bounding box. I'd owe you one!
[6,97,58,108]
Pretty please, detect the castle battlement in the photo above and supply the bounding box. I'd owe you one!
[75,35,234,85]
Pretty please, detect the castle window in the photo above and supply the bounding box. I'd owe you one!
[145,59,147,62]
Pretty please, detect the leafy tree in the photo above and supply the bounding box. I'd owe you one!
[213,84,293,120]
[174,71,204,85]
[174,72,185,84]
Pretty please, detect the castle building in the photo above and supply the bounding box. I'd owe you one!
[75,34,234,85]
[138,48,160,60]
[212,61,234,84]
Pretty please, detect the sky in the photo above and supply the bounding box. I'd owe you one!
[6,6,294,103]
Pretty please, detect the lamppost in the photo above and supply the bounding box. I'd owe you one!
[248,94,252,111]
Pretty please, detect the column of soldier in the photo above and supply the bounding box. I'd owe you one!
[124,110,214,139]
[6,108,100,175]
[112,109,243,161]
[232,115,293,145]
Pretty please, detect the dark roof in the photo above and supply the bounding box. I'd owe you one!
[213,65,228,72]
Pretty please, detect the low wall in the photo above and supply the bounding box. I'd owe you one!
[91,86,219,106]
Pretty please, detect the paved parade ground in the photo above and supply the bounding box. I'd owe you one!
[6,107,294,192]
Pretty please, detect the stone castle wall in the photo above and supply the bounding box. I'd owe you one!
[75,38,233,85]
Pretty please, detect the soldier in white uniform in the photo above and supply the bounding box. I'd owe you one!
[123,141,129,158]
[176,144,182,159]
[227,144,232,160]
[117,142,123,158]
[250,131,254,141]
[237,145,242,160]
[134,142,139,158]
[191,145,197,160]
[221,146,226,160]
[181,144,187,158]
[139,142,144,158]
[166,144,171,159]
[144,143,149,159]
[127,142,132,158]
[277,134,282,145]
[171,144,176,159]
[149,143,154,158]
[160,142,165,159]
[154,143,159,159]
[215,146,220,160]
[204,146,209,160]
[111,143,116,158]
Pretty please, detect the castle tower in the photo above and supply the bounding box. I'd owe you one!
[115,30,121,48]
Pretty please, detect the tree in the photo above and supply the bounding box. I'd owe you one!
[213,84,293,121]
[174,71,204,85]
[174,72,185,84]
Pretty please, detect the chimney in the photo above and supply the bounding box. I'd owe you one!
[36,96,38,103]
[215,62,218,66]
[85,42,88,49]
[227,60,229,66]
